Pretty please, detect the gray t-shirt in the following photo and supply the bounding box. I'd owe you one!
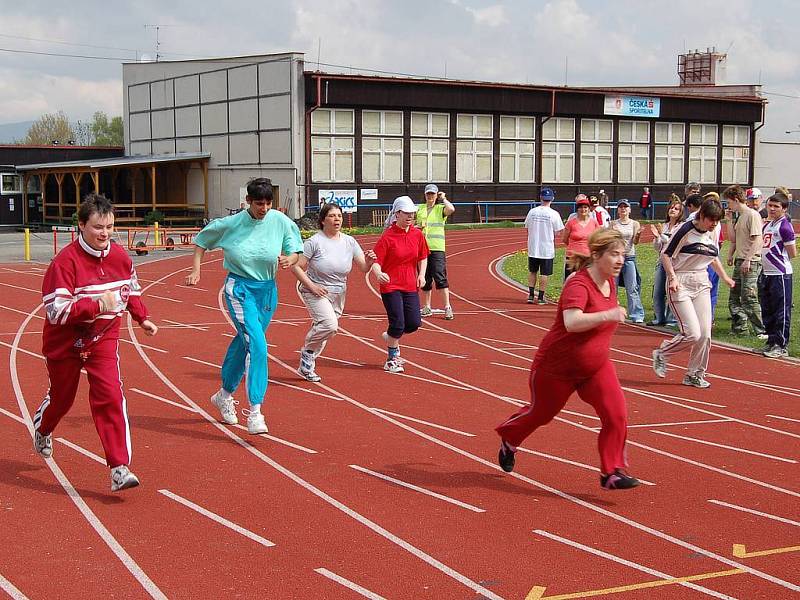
[303,232,364,292]
[610,219,640,257]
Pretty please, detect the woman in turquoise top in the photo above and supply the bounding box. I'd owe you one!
[185,178,303,434]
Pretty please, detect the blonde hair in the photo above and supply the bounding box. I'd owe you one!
[568,228,625,272]
[703,191,720,202]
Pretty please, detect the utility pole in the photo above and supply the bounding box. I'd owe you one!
[144,24,163,61]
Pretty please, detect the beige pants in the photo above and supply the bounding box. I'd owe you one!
[300,286,346,358]
[660,270,712,377]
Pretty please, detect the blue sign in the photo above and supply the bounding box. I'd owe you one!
[318,189,358,213]
[603,95,661,118]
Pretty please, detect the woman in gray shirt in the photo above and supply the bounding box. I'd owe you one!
[292,203,375,381]
[610,200,644,322]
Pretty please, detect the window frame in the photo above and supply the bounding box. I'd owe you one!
[311,135,355,183]
[541,141,575,183]
[410,138,449,183]
[361,136,404,183]
[310,108,355,135]
[455,139,493,183]
[362,110,403,137]
[410,112,450,138]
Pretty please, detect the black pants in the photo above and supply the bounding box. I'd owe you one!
[381,291,421,339]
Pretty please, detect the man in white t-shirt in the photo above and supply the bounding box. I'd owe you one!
[524,187,565,304]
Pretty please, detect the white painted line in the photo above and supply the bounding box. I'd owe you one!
[396,344,467,359]
[271,319,300,327]
[481,336,537,348]
[162,319,208,331]
[0,304,44,319]
[0,407,25,424]
[349,465,485,513]
[147,294,182,303]
[230,423,317,454]
[0,281,39,293]
[0,571,29,600]
[533,530,736,599]
[627,388,727,409]
[371,408,475,437]
[767,414,800,424]
[56,437,106,465]
[314,568,386,600]
[222,332,236,338]
[183,356,221,368]
[516,448,656,486]
[194,303,222,311]
[158,489,275,547]
[175,284,208,291]
[291,350,363,367]
[627,418,734,429]
[708,499,800,527]
[129,388,197,412]
[490,361,527,371]
[267,378,341,401]
[0,340,44,360]
[395,372,470,391]
[118,338,167,354]
[562,409,601,421]
[649,430,797,464]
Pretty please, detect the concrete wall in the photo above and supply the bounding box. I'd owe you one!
[123,52,306,217]
[754,139,800,190]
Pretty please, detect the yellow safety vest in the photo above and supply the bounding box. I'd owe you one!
[417,203,447,251]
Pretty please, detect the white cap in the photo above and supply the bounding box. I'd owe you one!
[392,195,418,213]
[424,184,439,194]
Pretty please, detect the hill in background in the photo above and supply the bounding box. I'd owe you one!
[0,121,35,144]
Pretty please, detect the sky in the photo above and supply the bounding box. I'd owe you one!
[0,0,797,139]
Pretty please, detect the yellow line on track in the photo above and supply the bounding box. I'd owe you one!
[733,543,800,558]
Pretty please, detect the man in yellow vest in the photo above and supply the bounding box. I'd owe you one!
[418,184,456,319]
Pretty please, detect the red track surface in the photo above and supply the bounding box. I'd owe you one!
[1,228,798,600]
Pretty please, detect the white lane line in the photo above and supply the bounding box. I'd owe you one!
[194,303,222,311]
[222,332,236,338]
[396,344,467,359]
[268,379,342,401]
[119,338,167,354]
[708,500,800,527]
[0,281,39,293]
[271,319,300,327]
[515,448,656,486]
[768,414,800,424]
[158,489,275,547]
[0,572,29,600]
[292,351,363,367]
[183,356,221,368]
[129,388,197,412]
[371,408,475,437]
[0,304,44,319]
[481,336,537,349]
[394,372,470,391]
[57,437,106,465]
[648,430,797,464]
[314,568,387,600]
[562,409,601,421]
[625,387,726,409]
[230,423,318,455]
[349,465,485,513]
[1,267,40,275]
[627,418,734,429]
[533,530,736,600]
[174,284,208,291]
[0,340,44,360]
[11,304,167,600]
[147,294,182,303]
[162,319,208,331]
[0,407,25,424]
[490,361,527,371]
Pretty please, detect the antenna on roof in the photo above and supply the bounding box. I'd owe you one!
[316,37,321,71]
[144,24,164,61]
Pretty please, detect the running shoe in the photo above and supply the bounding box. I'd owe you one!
[763,346,788,359]
[298,352,322,382]
[526,294,536,304]
[682,374,711,389]
[210,390,239,425]
[246,410,268,434]
[420,306,433,317]
[498,440,516,473]
[651,349,667,378]
[756,333,769,341]
[383,359,404,374]
[600,469,640,490]
[537,297,547,305]
[110,465,140,492]
[444,306,454,320]
[34,430,53,459]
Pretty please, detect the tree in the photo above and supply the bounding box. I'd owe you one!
[89,111,124,146]
[23,111,76,145]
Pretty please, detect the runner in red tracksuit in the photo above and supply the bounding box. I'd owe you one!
[495,228,641,490]
[33,194,158,492]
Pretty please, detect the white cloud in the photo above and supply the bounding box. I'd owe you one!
[466,5,508,27]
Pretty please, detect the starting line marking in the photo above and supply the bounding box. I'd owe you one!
[314,568,386,600]
[528,529,738,600]
[708,499,800,527]
[732,543,800,559]
[0,571,29,600]
[158,489,275,547]
[649,430,798,464]
[349,464,485,513]
[370,408,475,437]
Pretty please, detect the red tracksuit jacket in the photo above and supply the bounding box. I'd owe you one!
[41,236,150,360]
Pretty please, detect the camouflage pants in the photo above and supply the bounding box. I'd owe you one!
[729,258,765,334]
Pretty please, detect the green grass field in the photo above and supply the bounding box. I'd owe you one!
[503,244,799,357]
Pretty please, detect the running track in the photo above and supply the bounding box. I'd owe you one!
[1,227,798,600]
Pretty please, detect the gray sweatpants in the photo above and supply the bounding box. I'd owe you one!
[660,270,713,377]
[300,286,346,358]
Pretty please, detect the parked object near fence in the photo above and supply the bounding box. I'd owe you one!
[126,225,200,256]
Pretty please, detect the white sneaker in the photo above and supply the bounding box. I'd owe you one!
[298,351,322,382]
[110,465,140,492]
[211,390,239,425]
[34,430,53,458]
[246,410,268,434]
[757,333,769,341]
[444,306,454,320]
[652,349,667,378]
[384,359,404,374]
[682,374,711,389]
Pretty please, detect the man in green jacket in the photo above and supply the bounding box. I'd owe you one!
[417,184,456,320]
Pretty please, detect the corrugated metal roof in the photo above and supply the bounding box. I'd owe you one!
[16,152,211,171]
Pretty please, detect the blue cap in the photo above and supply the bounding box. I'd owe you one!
[539,187,555,201]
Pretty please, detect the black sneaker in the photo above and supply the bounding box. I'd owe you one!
[498,441,516,472]
[600,469,640,490]
[526,295,535,304]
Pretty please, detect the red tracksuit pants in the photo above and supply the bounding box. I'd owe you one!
[33,338,131,468]
[495,361,628,475]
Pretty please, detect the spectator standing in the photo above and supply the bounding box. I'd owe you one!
[639,186,653,220]
[590,194,611,227]
[724,185,766,338]
[417,184,455,320]
[649,197,682,326]
[523,187,564,304]
[759,193,796,358]
[610,200,645,323]
[563,196,600,279]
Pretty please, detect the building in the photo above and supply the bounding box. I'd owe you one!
[120,50,765,223]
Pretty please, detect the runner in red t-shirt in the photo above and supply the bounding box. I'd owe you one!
[372,196,429,373]
[495,228,641,490]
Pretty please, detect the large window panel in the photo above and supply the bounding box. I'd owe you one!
[411,138,449,182]
[580,143,612,183]
[618,144,649,183]
[311,108,354,135]
[581,119,612,142]
[655,122,685,144]
[411,112,449,137]
[500,116,536,140]
[456,140,492,182]
[457,114,493,138]
[655,145,685,183]
[619,120,650,143]
[689,123,717,145]
[688,146,717,184]
[542,141,575,183]
[542,117,575,141]
[362,110,403,136]
[499,141,535,182]
[721,146,749,184]
[311,136,354,182]
[722,125,750,146]
[362,137,403,182]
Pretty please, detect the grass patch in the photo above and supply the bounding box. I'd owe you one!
[503,245,800,357]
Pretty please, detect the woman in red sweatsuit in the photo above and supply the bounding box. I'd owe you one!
[34,194,158,492]
[495,228,640,490]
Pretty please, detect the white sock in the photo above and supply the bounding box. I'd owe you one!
[249,404,262,415]
[218,388,232,401]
